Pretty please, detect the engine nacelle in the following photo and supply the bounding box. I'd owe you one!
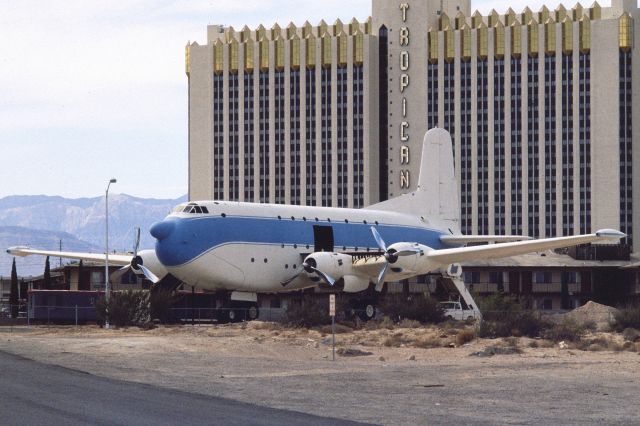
[131,249,168,280]
[343,275,370,293]
[303,252,352,282]
[386,243,438,276]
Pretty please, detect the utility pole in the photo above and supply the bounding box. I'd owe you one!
[59,239,62,268]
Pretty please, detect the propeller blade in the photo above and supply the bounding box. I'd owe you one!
[280,271,303,287]
[376,262,389,291]
[134,227,141,256]
[314,269,336,287]
[138,265,160,284]
[370,226,387,252]
[110,265,131,282]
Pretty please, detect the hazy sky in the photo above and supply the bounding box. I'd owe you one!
[0,0,602,199]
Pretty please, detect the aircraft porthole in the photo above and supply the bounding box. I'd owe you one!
[221,213,226,217]
[375,221,379,225]
[291,216,295,220]
[285,264,289,269]
[281,243,284,248]
[315,217,319,221]
[344,219,348,223]
[327,218,331,222]
[251,258,254,262]
[293,264,297,269]
[264,258,268,263]
[303,217,307,221]
[306,244,309,249]
[293,244,298,249]
[342,246,346,250]
[278,215,281,220]
[363,220,367,224]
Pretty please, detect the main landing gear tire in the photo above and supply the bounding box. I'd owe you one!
[357,303,376,322]
[246,303,260,321]
[220,302,259,323]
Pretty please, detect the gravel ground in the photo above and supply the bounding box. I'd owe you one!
[1,324,639,425]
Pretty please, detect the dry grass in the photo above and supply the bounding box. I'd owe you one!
[456,329,476,346]
[414,336,442,349]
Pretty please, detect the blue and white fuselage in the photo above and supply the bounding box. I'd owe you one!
[151,201,453,293]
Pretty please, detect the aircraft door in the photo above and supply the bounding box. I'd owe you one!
[313,225,334,252]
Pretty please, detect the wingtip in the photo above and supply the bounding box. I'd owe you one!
[595,229,626,239]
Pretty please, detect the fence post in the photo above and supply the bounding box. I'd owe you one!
[75,305,78,327]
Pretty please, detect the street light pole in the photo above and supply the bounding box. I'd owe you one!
[105,178,117,329]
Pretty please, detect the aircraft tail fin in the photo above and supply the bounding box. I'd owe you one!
[366,128,459,228]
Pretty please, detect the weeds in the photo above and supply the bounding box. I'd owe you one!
[456,329,476,346]
[612,305,640,332]
[379,293,445,324]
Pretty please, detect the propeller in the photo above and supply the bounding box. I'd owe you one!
[280,257,336,287]
[110,228,160,284]
[370,226,421,291]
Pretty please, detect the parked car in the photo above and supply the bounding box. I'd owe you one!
[440,301,478,321]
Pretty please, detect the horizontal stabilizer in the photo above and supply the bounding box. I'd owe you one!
[6,246,133,266]
[440,235,532,245]
[427,229,626,266]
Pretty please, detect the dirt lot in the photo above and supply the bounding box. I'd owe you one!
[1,322,639,425]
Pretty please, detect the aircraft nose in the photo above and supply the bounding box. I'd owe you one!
[150,220,175,241]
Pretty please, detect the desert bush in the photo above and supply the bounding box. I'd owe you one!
[397,319,422,329]
[477,294,550,338]
[383,332,411,347]
[281,294,348,327]
[94,290,149,328]
[149,289,179,324]
[456,328,475,346]
[415,336,442,349]
[317,323,353,334]
[364,316,396,331]
[622,328,640,342]
[379,293,445,324]
[542,319,585,342]
[528,340,539,348]
[612,305,640,332]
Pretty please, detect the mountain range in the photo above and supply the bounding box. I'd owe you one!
[0,194,186,277]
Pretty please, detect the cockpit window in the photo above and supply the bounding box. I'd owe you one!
[180,203,209,214]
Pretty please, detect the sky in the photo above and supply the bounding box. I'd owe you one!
[0,0,603,199]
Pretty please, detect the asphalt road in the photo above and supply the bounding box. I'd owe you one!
[0,350,365,426]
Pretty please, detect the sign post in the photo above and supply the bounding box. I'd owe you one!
[329,294,336,361]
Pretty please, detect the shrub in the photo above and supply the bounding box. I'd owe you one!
[456,328,475,346]
[542,319,585,342]
[383,332,410,347]
[476,294,550,338]
[379,293,445,324]
[149,289,179,324]
[612,305,640,332]
[415,336,442,349]
[622,328,640,342]
[95,290,150,328]
[281,294,347,327]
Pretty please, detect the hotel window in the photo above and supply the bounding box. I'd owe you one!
[544,54,557,237]
[259,71,270,202]
[579,52,591,235]
[290,70,301,204]
[320,67,332,206]
[561,53,574,236]
[494,58,506,234]
[274,71,285,204]
[477,59,489,234]
[213,74,224,200]
[305,68,317,205]
[460,60,472,235]
[229,73,240,201]
[510,56,522,234]
[527,56,540,238]
[620,49,633,248]
[243,72,255,201]
[353,65,365,208]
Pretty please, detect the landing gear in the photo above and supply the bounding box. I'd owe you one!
[218,301,259,323]
[349,298,377,322]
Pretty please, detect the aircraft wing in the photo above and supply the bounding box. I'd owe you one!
[6,246,133,266]
[440,235,532,245]
[426,229,626,266]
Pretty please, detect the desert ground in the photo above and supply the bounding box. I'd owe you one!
[1,320,639,425]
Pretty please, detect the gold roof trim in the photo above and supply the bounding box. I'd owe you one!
[545,18,556,55]
[511,21,522,58]
[472,11,484,28]
[428,27,439,64]
[213,39,224,75]
[455,11,466,30]
[561,17,573,54]
[460,23,471,61]
[494,21,505,59]
[439,12,451,31]
[555,4,567,22]
[229,36,239,73]
[572,3,584,21]
[620,12,633,52]
[477,22,488,59]
[305,33,316,69]
[528,18,539,56]
[590,2,601,20]
[579,15,591,53]
[184,43,190,75]
[290,34,301,70]
[443,25,454,63]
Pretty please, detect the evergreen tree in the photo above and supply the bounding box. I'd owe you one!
[9,258,18,318]
[44,256,51,289]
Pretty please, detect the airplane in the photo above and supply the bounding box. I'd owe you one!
[8,128,625,322]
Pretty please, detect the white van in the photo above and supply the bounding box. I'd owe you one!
[440,301,478,321]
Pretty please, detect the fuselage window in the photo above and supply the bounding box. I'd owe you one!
[221,213,226,217]
[201,206,209,214]
[291,216,295,220]
[344,219,348,223]
[303,217,307,221]
[327,218,331,222]
[278,215,282,220]
[315,217,319,221]
[363,220,367,224]
[375,221,379,225]
[194,206,202,214]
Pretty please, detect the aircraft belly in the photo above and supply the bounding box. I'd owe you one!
[168,244,311,293]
